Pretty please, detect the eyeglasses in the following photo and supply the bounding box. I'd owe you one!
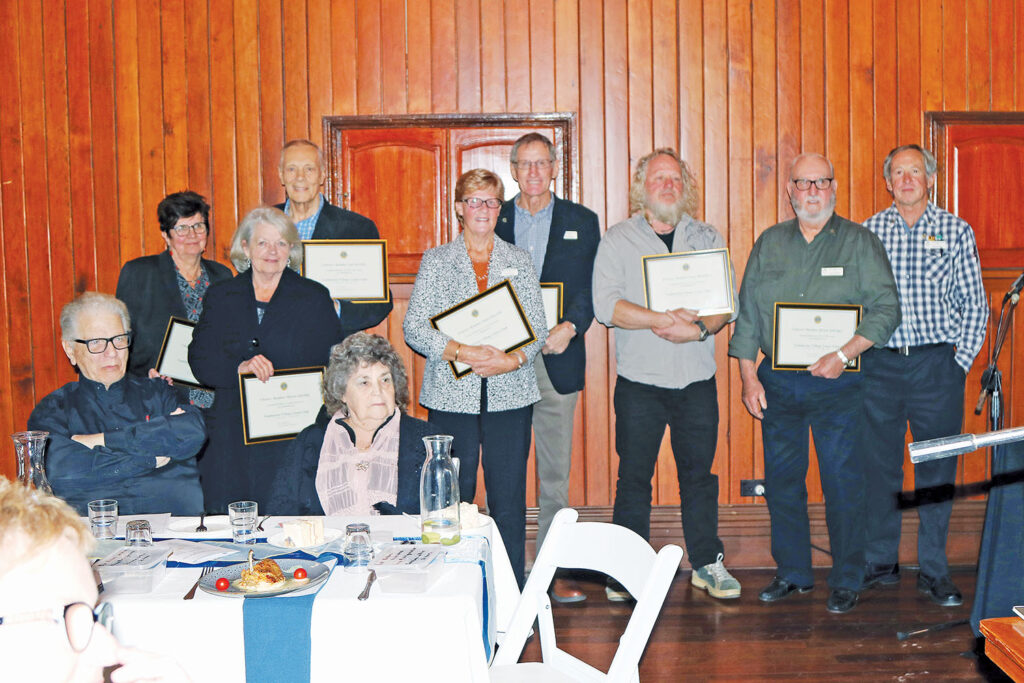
[460,197,502,209]
[513,159,553,171]
[74,333,132,354]
[792,177,834,191]
[0,601,113,653]
[171,222,208,236]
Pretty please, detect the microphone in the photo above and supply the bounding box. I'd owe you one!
[1006,270,1024,303]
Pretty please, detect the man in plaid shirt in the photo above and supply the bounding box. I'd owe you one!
[860,144,989,607]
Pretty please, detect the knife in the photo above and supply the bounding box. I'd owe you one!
[357,570,376,600]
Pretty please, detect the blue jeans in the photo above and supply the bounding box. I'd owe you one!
[759,362,866,590]
[611,376,724,569]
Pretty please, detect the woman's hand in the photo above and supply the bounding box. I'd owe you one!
[238,354,274,382]
[461,344,519,378]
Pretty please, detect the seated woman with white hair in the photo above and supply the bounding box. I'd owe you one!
[27,292,206,515]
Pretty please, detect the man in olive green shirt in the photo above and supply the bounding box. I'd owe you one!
[729,153,900,614]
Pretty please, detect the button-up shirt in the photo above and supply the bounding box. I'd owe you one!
[512,193,555,276]
[729,213,901,362]
[863,202,988,372]
[284,193,326,241]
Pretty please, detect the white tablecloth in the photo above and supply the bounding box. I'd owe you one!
[101,515,519,682]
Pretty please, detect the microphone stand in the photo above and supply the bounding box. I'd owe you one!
[896,278,1020,641]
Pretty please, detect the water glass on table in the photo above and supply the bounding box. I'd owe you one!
[88,499,118,539]
[228,501,258,545]
[125,520,153,547]
[343,523,373,573]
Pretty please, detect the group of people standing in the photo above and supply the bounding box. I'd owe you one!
[26,133,987,611]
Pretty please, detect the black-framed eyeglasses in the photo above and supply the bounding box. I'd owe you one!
[513,159,553,171]
[460,197,502,209]
[792,177,834,191]
[73,333,132,354]
[0,601,113,653]
[171,222,208,236]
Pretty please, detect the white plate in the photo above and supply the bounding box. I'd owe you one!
[267,527,344,551]
[199,559,329,598]
[166,516,232,537]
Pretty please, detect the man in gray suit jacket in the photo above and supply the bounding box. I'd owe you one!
[495,133,600,603]
[275,139,393,338]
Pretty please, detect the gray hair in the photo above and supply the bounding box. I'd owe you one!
[229,207,303,272]
[279,139,325,171]
[882,144,937,182]
[788,152,836,180]
[628,148,700,217]
[510,133,556,164]
[322,333,410,416]
[59,292,131,342]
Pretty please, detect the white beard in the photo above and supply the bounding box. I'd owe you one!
[646,195,688,227]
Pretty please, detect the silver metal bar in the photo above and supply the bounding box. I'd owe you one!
[908,426,1024,463]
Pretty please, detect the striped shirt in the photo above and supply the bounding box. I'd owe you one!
[284,193,326,241]
[863,202,989,372]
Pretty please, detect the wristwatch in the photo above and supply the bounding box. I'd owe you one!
[695,320,710,342]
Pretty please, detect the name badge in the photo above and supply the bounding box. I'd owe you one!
[564,231,578,240]
[500,268,518,277]
[821,267,844,277]
[924,240,947,250]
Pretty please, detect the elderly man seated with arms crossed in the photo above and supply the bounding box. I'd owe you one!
[28,292,205,515]
[0,479,190,682]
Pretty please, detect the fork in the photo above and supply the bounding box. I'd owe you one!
[256,515,271,532]
[195,514,207,533]
[183,566,214,600]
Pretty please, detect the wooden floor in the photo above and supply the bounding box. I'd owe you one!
[516,567,1013,681]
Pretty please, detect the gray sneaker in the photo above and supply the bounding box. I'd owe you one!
[691,553,741,599]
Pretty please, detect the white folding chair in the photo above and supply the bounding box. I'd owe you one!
[489,508,683,682]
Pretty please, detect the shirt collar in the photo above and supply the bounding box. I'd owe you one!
[78,373,128,396]
[284,193,326,220]
[333,408,400,444]
[512,192,555,220]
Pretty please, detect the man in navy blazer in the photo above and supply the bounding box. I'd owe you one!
[496,133,600,603]
[275,139,393,338]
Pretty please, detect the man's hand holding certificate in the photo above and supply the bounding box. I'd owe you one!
[239,367,325,444]
[642,247,734,315]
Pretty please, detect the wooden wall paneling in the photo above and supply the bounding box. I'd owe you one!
[965,0,990,111]
[455,0,481,113]
[160,2,188,198]
[920,0,943,114]
[824,0,850,226]
[306,0,333,136]
[991,0,1016,111]
[233,2,263,217]
[650,0,676,152]
[480,0,507,113]
[257,0,284,203]
[626,0,653,166]
[578,0,609,506]
[406,0,432,114]
[330,0,357,117]
[208,0,239,259]
[136,0,165,260]
[1017,1,1024,108]
[88,0,117,294]
[184,0,213,203]
[553,0,580,115]
[529,0,556,112]
[872,0,898,213]
[66,0,98,296]
[942,0,968,111]
[380,0,407,115]
[798,0,825,155]
[678,1,702,210]
[429,0,456,113]
[113,1,144,272]
[895,0,922,150]
[775,0,800,219]
[847,3,874,222]
[282,0,310,140]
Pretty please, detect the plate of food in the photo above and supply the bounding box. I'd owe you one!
[199,552,330,598]
[267,517,344,551]
[166,516,232,537]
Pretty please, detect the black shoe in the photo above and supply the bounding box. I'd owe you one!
[863,563,901,588]
[826,588,859,614]
[917,574,963,607]
[758,577,814,603]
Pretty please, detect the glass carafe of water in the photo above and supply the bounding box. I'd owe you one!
[420,435,460,545]
[11,431,53,495]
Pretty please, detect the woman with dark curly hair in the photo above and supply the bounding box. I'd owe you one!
[270,333,439,516]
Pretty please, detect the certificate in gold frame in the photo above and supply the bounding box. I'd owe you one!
[239,366,326,444]
[641,247,734,315]
[540,282,563,331]
[771,302,862,372]
[301,239,391,303]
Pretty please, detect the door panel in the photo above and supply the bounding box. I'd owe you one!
[449,126,562,206]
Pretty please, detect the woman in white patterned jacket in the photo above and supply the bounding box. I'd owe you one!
[403,168,548,588]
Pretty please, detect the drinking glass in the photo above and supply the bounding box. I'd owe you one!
[228,501,258,545]
[88,500,118,540]
[342,523,373,573]
[124,520,153,547]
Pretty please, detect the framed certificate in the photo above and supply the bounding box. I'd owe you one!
[772,303,862,371]
[239,366,325,444]
[301,239,390,303]
[430,280,537,379]
[642,247,734,315]
[540,282,563,331]
[154,318,208,389]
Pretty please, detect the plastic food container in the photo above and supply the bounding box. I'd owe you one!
[99,555,168,594]
[374,557,444,593]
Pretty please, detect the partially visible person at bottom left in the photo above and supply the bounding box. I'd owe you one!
[271,333,439,516]
[0,478,191,682]
[27,292,206,516]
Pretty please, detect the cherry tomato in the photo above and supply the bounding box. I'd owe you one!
[294,567,308,580]
[216,577,230,591]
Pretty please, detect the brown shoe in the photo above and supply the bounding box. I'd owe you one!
[550,577,587,603]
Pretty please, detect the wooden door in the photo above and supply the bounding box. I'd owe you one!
[448,126,563,205]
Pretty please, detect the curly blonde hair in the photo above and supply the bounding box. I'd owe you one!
[628,148,699,218]
[0,479,93,577]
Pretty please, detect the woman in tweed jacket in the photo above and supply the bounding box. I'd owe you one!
[404,168,547,587]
